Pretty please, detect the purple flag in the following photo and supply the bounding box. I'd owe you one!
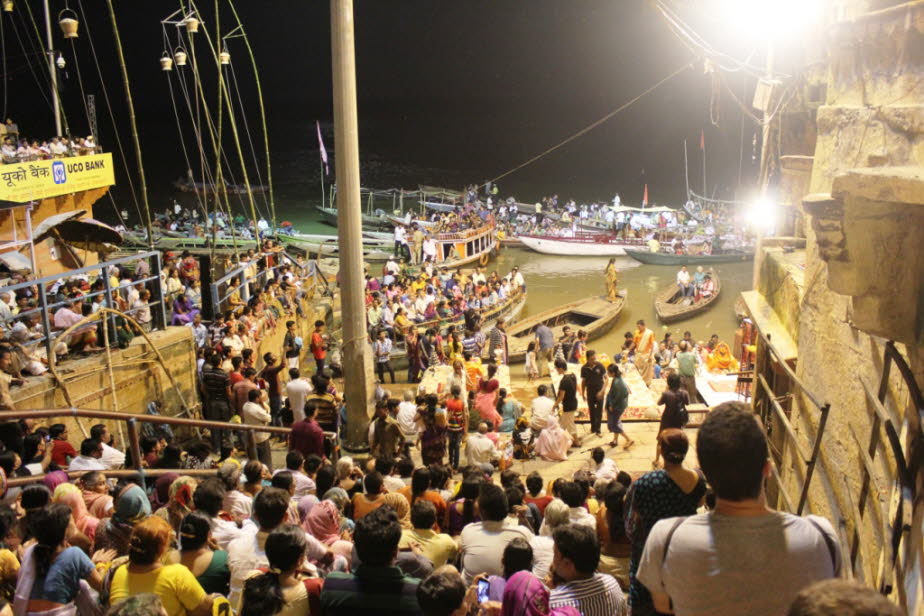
[316,121,329,175]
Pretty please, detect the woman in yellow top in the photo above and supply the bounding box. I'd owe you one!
[108,516,216,616]
[239,525,311,616]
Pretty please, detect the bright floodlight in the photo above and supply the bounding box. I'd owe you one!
[746,198,777,233]
[719,0,825,40]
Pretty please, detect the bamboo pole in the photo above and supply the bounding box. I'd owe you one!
[331,0,373,450]
[105,0,154,248]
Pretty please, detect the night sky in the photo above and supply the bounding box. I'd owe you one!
[2,1,762,206]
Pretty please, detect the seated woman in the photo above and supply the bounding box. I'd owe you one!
[13,504,108,615]
[699,273,716,299]
[511,417,534,460]
[595,480,632,590]
[473,364,502,430]
[304,500,354,567]
[177,511,230,597]
[239,525,312,616]
[109,515,216,616]
[171,293,199,326]
[496,389,522,433]
[52,483,100,545]
[534,416,573,462]
[95,484,153,557]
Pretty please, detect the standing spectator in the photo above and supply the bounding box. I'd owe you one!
[551,359,580,446]
[487,319,508,364]
[653,373,690,467]
[260,352,286,428]
[675,340,699,403]
[624,428,705,615]
[232,368,259,416]
[370,400,404,460]
[242,389,273,470]
[289,400,325,460]
[285,368,312,424]
[459,484,534,584]
[549,525,627,616]
[580,350,608,437]
[534,322,555,378]
[321,506,423,615]
[604,364,634,449]
[445,385,466,471]
[374,330,396,384]
[200,354,233,460]
[309,320,327,374]
[282,320,300,369]
[637,402,840,616]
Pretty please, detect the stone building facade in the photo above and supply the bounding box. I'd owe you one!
[745,1,924,613]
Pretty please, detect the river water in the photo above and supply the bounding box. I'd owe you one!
[138,115,753,347]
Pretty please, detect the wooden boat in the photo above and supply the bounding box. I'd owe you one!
[654,271,721,323]
[172,178,268,195]
[503,294,626,364]
[315,205,391,229]
[278,233,393,261]
[389,287,528,369]
[419,186,464,213]
[519,232,647,256]
[428,222,497,269]
[385,214,436,229]
[624,248,753,265]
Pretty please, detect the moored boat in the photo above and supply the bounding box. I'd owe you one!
[503,294,626,364]
[654,271,721,323]
[315,205,391,229]
[172,178,268,195]
[519,232,647,257]
[624,248,753,265]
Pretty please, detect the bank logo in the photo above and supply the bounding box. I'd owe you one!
[52,161,66,184]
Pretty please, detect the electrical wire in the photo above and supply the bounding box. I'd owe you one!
[1,12,7,120]
[488,60,693,185]
[76,0,143,225]
[20,0,69,132]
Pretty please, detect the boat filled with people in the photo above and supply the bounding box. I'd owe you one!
[654,266,721,323]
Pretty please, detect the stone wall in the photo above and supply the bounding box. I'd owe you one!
[764,2,924,609]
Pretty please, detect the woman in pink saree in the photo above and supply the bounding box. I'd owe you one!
[52,483,99,544]
[534,416,573,462]
[304,499,354,567]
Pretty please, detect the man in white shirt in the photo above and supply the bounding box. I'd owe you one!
[422,236,437,262]
[529,385,555,432]
[68,438,107,471]
[465,423,499,467]
[89,424,125,470]
[676,265,693,297]
[227,487,335,608]
[273,451,316,498]
[460,484,534,584]
[393,225,407,259]
[186,313,208,349]
[396,390,419,447]
[285,367,313,423]
[590,447,619,482]
[242,389,273,469]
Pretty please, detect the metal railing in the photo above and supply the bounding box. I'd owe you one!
[0,251,166,362]
[207,250,315,318]
[0,407,292,489]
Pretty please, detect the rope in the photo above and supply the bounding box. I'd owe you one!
[227,61,271,217]
[77,0,144,225]
[1,12,7,120]
[488,61,692,184]
[227,0,277,234]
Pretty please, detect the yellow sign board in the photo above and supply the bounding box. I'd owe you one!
[0,153,115,202]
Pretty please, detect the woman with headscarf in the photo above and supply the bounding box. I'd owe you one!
[52,483,99,545]
[321,488,355,533]
[491,570,580,616]
[94,484,152,556]
[80,471,113,520]
[296,495,319,528]
[380,493,411,530]
[150,472,179,513]
[418,396,447,466]
[473,364,502,430]
[42,471,68,495]
[152,476,197,535]
[534,416,573,462]
[304,500,353,566]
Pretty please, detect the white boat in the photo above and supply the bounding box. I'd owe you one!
[519,232,648,256]
[385,214,437,229]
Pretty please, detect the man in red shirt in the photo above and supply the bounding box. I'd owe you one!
[49,423,77,467]
[310,320,327,375]
[289,400,325,460]
[232,367,259,415]
[524,470,553,515]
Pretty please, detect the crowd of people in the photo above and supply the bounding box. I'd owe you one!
[0,120,98,164]
[0,400,895,616]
